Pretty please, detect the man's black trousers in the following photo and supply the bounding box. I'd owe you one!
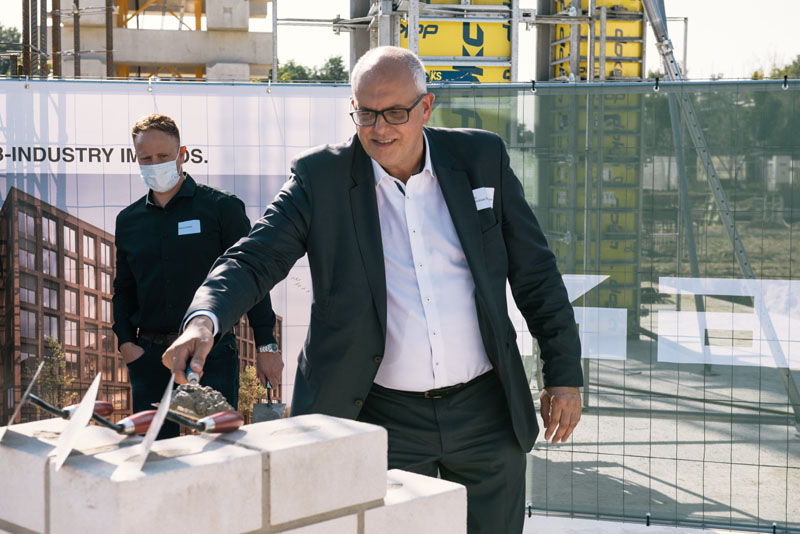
[358,371,526,534]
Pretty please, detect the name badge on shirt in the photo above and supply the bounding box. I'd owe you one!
[178,219,201,235]
[472,187,495,211]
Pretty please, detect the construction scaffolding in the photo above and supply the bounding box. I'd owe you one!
[14,0,277,80]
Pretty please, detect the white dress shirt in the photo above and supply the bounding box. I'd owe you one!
[186,134,494,392]
[371,134,493,391]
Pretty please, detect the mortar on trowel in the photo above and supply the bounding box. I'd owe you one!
[168,367,234,420]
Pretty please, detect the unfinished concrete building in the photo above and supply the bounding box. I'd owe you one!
[52,0,275,80]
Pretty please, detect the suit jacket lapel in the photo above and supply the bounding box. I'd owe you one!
[427,129,489,296]
[349,138,388,336]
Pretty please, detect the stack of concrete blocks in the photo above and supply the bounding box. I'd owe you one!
[0,413,466,534]
[57,0,273,80]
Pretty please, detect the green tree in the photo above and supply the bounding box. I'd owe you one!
[278,60,314,82]
[31,336,77,411]
[238,365,268,423]
[0,24,22,76]
[314,56,348,82]
[276,56,349,83]
[770,54,800,78]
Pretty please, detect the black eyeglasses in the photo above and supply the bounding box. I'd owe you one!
[349,93,426,127]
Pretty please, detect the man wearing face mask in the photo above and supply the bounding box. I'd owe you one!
[112,113,280,438]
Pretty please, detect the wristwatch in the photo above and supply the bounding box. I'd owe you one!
[257,343,280,354]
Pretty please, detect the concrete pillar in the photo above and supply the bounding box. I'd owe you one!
[350,0,372,69]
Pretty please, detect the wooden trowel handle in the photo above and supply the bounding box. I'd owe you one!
[198,411,244,433]
[118,410,157,435]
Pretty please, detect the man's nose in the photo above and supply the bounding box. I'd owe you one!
[374,113,390,131]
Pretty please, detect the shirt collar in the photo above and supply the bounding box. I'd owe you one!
[370,132,434,187]
[145,173,196,207]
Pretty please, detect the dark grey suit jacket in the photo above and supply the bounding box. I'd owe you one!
[184,127,582,451]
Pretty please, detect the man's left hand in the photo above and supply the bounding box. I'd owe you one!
[539,386,581,444]
[256,351,284,389]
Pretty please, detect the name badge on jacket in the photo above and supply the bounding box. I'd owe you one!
[472,187,495,211]
[178,219,201,235]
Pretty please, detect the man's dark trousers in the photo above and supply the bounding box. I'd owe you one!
[358,371,526,534]
[127,332,240,439]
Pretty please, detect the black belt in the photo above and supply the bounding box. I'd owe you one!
[137,331,181,346]
[374,371,494,399]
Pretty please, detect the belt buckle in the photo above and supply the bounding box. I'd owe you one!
[424,391,443,399]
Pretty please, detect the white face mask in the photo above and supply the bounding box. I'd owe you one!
[139,153,181,193]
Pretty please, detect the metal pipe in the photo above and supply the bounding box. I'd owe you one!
[272,0,277,82]
[52,0,61,77]
[587,0,595,81]
[598,6,606,81]
[378,0,393,47]
[22,0,30,76]
[105,0,113,77]
[31,0,38,75]
[509,0,519,82]
[408,0,419,56]
[568,18,578,81]
[683,17,688,75]
[73,0,80,78]
[39,0,46,77]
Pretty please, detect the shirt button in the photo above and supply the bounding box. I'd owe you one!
[373,355,382,363]
[432,331,437,336]
[426,297,431,302]
[418,264,423,268]
[354,399,364,407]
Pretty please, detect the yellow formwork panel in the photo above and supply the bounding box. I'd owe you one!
[552,163,642,186]
[552,239,637,263]
[426,65,511,83]
[552,187,639,209]
[578,0,642,12]
[546,210,638,234]
[551,93,643,110]
[401,20,511,58]
[419,0,509,4]
[551,0,643,81]
[431,102,512,134]
[552,133,640,152]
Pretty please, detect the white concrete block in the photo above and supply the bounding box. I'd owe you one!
[211,414,387,527]
[364,469,467,534]
[113,28,273,65]
[207,62,251,81]
[48,434,262,534]
[207,0,250,30]
[0,417,139,534]
[279,514,358,534]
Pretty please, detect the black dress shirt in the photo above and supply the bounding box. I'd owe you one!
[112,174,276,348]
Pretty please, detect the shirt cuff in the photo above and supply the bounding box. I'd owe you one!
[183,310,220,336]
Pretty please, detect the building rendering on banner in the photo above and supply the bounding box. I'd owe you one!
[0,187,284,425]
[0,187,128,424]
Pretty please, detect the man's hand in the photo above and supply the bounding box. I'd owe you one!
[119,342,144,364]
[539,386,582,444]
[161,316,215,384]
[256,351,284,389]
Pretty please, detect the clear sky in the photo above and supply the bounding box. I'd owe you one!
[1,0,799,81]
